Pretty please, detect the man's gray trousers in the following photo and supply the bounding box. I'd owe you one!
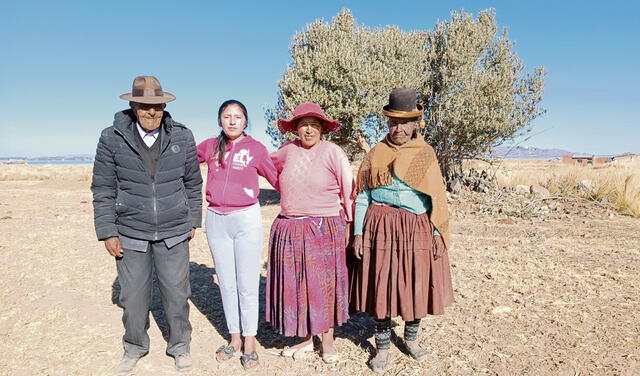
[115,239,191,358]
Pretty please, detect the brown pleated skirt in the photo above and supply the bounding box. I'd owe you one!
[348,204,454,321]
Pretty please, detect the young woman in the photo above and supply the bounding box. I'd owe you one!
[196,100,278,370]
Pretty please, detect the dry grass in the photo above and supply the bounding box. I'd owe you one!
[5,159,639,218]
[464,159,640,217]
[0,164,211,183]
[0,164,94,181]
[4,160,639,217]
[1,165,639,375]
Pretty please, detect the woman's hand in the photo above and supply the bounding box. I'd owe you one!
[433,235,445,260]
[344,222,352,249]
[353,235,363,260]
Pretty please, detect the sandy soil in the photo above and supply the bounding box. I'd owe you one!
[0,164,638,375]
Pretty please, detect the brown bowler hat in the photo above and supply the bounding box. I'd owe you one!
[382,88,424,118]
[119,76,176,104]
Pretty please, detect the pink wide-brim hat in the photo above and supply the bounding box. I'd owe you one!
[277,102,341,134]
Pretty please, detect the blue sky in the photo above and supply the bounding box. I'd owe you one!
[1,0,638,157]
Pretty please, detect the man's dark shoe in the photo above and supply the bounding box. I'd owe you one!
[175,353,193,372]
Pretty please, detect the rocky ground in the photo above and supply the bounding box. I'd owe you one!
[0,165,638,375]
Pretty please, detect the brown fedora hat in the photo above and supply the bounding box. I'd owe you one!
[382,88,423,118]
[119,76,176,104]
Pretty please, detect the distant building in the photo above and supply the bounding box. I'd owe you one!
[613,153,638,162]
[561,155,610,166]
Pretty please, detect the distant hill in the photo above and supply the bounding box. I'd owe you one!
[0,154,94,163]
[490,146,577,159]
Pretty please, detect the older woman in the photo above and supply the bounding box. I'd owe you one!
[266,102,353,364]
[349,88,454,372]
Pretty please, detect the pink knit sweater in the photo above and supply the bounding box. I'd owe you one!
[271,140,354,221]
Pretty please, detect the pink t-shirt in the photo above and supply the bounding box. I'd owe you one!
[197,135,278,213]
[271,140,354,222]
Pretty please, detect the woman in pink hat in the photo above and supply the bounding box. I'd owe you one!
[266,102,354,364]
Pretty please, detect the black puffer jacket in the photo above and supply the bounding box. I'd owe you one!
[91,110,202,241]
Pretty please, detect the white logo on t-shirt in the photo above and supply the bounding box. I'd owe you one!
[232,149,253,169]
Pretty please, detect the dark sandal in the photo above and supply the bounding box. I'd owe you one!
[240,351,259,370]
[215,345,236,362]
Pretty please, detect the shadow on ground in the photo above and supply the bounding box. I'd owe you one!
[259,189,280,206]
[111,258,378,353]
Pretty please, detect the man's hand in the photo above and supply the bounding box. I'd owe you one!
[189,228,196,242]
[104,237,123,258]
[353,235,363,260]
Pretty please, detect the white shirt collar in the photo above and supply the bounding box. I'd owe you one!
[136,123,160,147]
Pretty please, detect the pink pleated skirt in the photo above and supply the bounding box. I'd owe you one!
[266,215,350,337]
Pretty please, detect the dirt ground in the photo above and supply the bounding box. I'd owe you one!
[0,165,638,375]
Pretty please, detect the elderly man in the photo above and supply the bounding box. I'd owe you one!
[91,76,202,373]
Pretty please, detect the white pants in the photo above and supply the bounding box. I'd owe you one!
[205,203,262,336]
